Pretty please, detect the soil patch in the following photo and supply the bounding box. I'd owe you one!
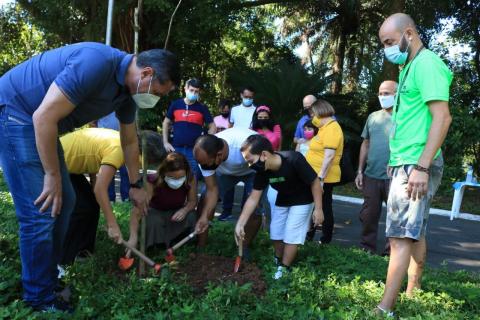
[176,254,266,295]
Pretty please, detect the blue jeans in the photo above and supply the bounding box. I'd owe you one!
[107,165,130,201]
[216,172,266,215]
[174,146,201,180]
[0,107,75,307]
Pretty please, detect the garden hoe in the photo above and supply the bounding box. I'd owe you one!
[118,239,162,274]
[233,240,243,273]
[165,230,197,263]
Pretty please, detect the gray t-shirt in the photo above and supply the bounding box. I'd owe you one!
[199,127,257,177]
[361,110,392,180]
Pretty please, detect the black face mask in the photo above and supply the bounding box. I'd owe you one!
[303,109,311,116]
[221,112,230,118]
[200,163,219,171]
[257,119,272,128]
[250,158,266,173]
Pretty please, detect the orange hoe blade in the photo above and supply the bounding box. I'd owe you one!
[119,240,162,274]
[233,241,243,273]
[118,256,134,271]
[165,231,197,263]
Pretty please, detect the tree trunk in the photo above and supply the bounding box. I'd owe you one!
[331,31,346,94]
[380,0,406,82]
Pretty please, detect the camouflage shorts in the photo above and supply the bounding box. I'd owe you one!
[386,155,443,240]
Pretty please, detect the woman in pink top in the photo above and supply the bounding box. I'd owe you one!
[251,105,282,150]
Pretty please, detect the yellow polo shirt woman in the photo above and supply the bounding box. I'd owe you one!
[305,98,344,244]
[306,118,343,183]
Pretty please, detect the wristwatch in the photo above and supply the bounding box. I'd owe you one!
[129,177,143,189]
[318,177,324,182]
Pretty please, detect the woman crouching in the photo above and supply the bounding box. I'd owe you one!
[127,152,197,253]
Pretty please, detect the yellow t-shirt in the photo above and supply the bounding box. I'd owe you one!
[305,119,344,183]
[60,128,124,174]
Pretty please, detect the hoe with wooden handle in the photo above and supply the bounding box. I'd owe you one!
[118,239,161,274]
[165,230,197,263]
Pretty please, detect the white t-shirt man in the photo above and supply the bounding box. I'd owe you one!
[199,127,257,177]
[229,104,256,128]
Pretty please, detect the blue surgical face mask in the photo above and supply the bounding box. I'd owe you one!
[242,98,253,107]
[186,91,198,102]
[384,32,410,65]
[378,95,395,109]
[131,76,160,109]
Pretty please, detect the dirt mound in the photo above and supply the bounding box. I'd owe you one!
[176,254,266,295]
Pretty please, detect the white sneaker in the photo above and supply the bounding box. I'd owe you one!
[273,266,284,280]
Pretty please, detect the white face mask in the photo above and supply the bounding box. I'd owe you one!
[378,95,395,109]
[131,76,160,109]
[164,176,186,190]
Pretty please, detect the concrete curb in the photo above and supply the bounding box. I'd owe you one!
[333,194,480,222]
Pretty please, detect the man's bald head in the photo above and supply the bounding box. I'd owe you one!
[379,13,419,48]
[378,80,398,96]
[384,13,417,33]
[303,95,317,109]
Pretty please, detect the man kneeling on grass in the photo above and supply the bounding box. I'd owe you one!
[234,135,324,279]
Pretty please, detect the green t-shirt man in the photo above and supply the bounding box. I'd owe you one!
[389,49,453,166]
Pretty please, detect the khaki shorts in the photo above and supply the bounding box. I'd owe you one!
[386,155,443,240]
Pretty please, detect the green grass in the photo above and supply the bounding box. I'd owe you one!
[335,182,480,215]
[0,174,479,319]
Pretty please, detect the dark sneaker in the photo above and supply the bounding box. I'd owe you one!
[33,298,74,314]
[274,255,280,266]
[217,212,232,221]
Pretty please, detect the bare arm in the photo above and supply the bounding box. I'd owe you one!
[94,164,122,243]
[407,101,452,200]
[355,139,369,190]
[417,101,452,168]
[126,181,153,253]
[32,82,75,216]
[162,117,175,152]
[207,122,217,134]
[311,178,324,226]
[195,174,218,233]
[318,148,336,179]
[119,122,148,214]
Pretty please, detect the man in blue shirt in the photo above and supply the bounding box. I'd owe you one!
[163,78,216,178]
[0,42,179,312]
[293,94,316,148]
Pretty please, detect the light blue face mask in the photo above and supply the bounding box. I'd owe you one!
[131,76,160,109]
[384,32,410,65]
[242,98,253,107]
[186,91,198,102]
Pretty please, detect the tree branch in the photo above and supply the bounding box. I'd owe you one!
[229,0,298,10]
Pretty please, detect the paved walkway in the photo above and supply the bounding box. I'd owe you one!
[217,186,480,273]
[111,174,479,273]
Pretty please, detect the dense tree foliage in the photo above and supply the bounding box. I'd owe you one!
[1,0,479,183]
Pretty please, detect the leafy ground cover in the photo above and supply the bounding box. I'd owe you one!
[0,174,479,319]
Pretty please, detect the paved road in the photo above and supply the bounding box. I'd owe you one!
[112,175,479,273]
[216,186,480,273]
